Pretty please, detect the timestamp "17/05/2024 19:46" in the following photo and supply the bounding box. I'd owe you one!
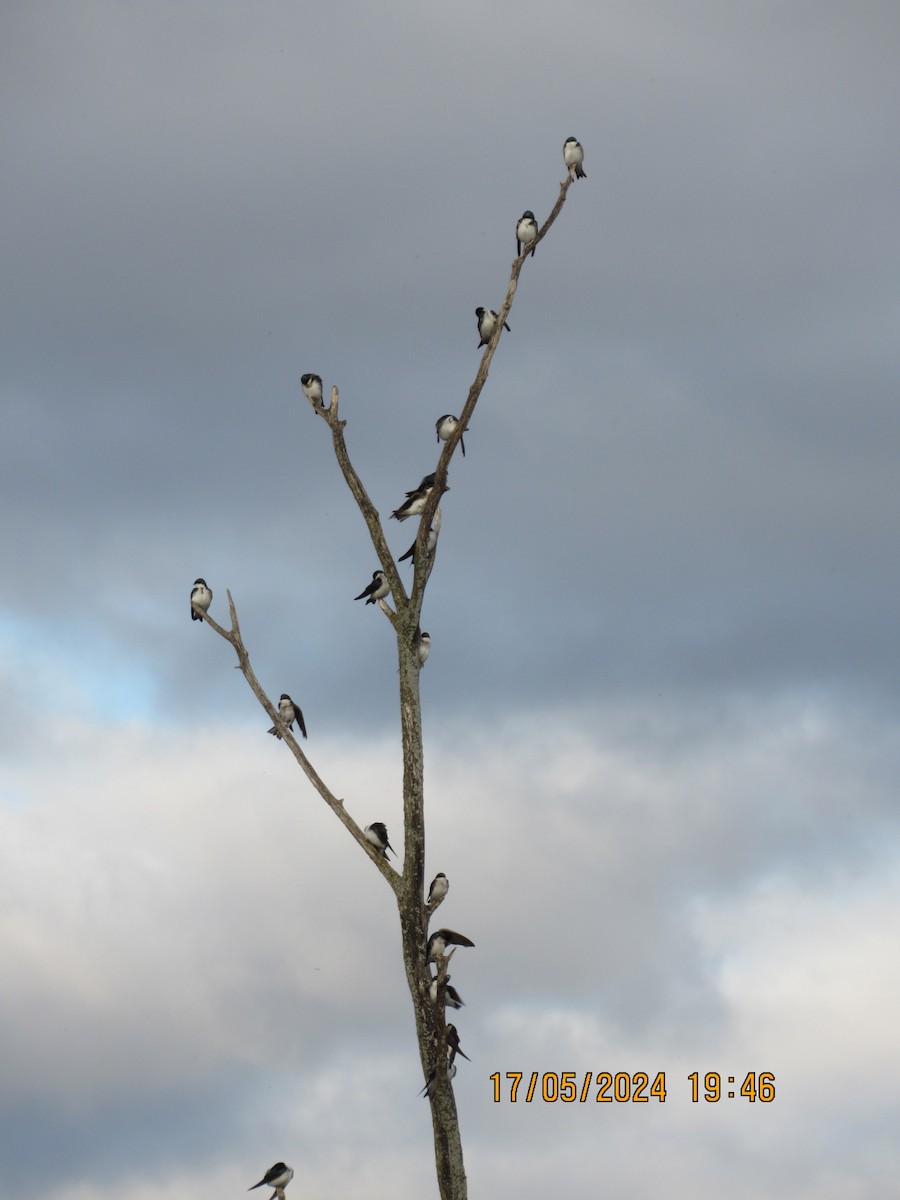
[489,1071,776,1104]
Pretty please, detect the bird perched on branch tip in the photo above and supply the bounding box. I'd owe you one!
[563,136,586,179]
[191,578,212,622]
[248,1163,293,1193]
[300,373,323,404]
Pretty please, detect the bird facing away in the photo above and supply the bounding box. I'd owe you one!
[446,1023,471,1063]
[427,872,449,905]
[300,373,323,404]
[364,822,394,858]
[475,306,511,348]
[563,136,586,179]
[391,472,447,521]
[427,928,475,960]
[421,1061,457,1099]
[354,570,389,604]
[516,210,538,257]
[444,981,465,1009]
[268,693,307,740]
[399,522,438,567]
[249,1162,294,1192]
[435,413,466,457]
[190,578,212,622]
[429,973,465,1009]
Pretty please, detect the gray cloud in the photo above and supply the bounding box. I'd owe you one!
[2,2,899,1196]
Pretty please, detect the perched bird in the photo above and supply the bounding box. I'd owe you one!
[427,928,475,960]
[427,872,449,905]
[354,570,390,604]
[516,210,538,257]
[249,1162,294,1193]
[411,472,437,494]
[421,1061,457,1099]
[435,413,466,457]
[444,982,465,1010]
[398,522,438,567]
[429,974,465,1009]
[268,693,307,740]
[190,578,212,622]
[418,631,431,668]
[300,373,323,405]
[446,1023,471,1063]
[563,136,586,179]
[475,306,511,348]
[391,472,447,521]
[364,822,394,858]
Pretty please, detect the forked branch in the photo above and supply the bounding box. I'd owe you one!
[197,151,582,1200]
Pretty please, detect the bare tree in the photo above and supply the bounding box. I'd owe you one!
[193,150,582,1200]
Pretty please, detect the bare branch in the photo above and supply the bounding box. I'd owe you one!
[310,385,408,623]
[199,590,401,893]
[377,596,397,620]
[410,174,577,615]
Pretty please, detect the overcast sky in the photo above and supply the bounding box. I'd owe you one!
[2,2,899,1198]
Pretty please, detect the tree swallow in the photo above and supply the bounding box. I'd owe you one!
[391,472,447,521]
[354,570,389,604]
[427,928,475,960]
[399,522,438,567]
[444,982,465,1010]
[563,136,586,179]
[435,414,466,457]
[421,1060,457,1099]
[191,578,212,622]
[429,974,465,1009]
[516,210,538,257]
[364,822,394,857]
[249,1163,294,1192]
[268,693,307,740]
[427,872,448,905]
[418,631,431,668]
[475,307,511,348]
[300,373,323,405]
[446,1023,471,1063]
